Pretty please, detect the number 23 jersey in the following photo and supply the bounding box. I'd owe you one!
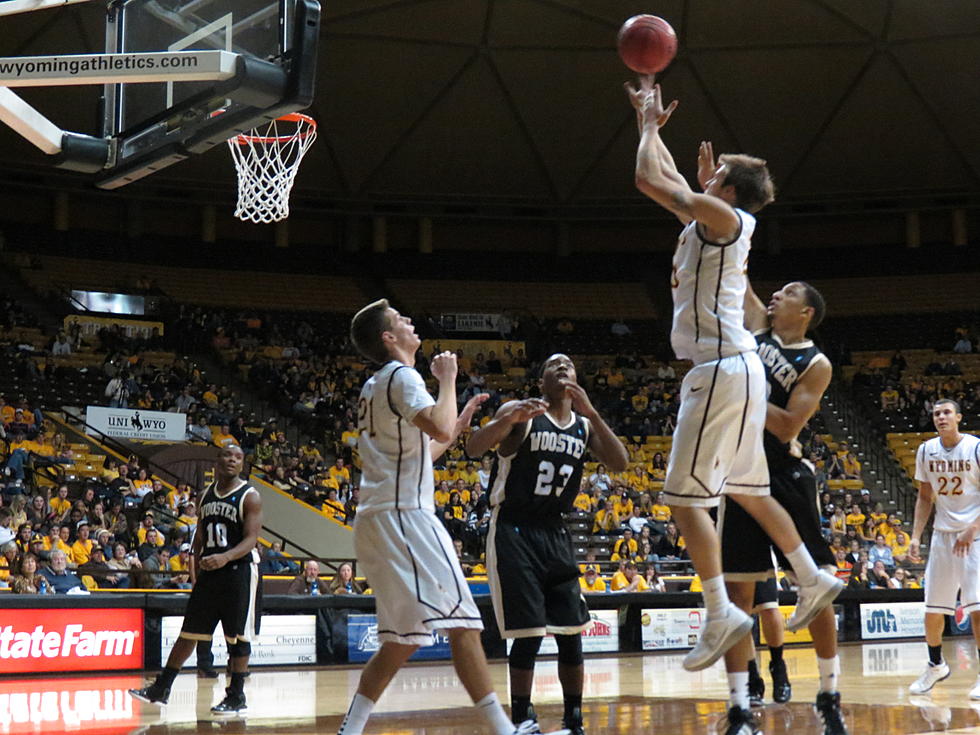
[488,412,591,524]
[915,434,980,533]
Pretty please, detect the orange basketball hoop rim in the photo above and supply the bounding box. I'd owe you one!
[222,110,318,224]
[229,112,317,145]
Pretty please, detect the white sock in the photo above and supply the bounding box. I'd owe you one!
[701,574,731,618]
[728,671,749,710]
[337,692,374,735]
[475,692,516,735]
[817,655,840,694]
[784,544,819,585]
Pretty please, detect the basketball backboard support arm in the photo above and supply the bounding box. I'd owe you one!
[0,0,95,18]
[0,87,111,172]
[0,0,320,186]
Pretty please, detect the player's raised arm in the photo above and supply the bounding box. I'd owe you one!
[764,358,831,443]
[627,80,739,237]
[465,398,549,458]
[743,280,769,333]
[562,381,629,472]
[429,393,490,461]
[411,351,458,443]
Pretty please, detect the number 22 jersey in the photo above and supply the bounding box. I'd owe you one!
[488,412,591,524]
[915,434,980,532]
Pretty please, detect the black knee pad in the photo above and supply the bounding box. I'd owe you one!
[555,633,583,666]
[227,640,251,658]
[508,636,543,671]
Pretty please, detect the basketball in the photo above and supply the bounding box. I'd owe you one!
[617,15,677,74]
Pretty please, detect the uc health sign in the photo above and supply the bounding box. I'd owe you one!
[0,609,143,674]
[86,406,186,441]
[860,601,925,639]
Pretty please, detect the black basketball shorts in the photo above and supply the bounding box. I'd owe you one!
[752,577,779,611]
[180,560,261,645]
[487,515,590,639]
[720,459,835,580]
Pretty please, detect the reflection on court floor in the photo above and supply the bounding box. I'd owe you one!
[5,639,980,734]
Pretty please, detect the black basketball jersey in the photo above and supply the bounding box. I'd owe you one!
[197,480,256,564]
[488,412,591,524]
[755,329,828,464]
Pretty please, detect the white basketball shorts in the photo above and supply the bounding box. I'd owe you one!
[354,507,483,646]
[664,351,770,508]
[924,529,980,615]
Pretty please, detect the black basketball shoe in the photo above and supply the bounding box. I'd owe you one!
[723,706,760,735]
[211,689,247,717]
[814,691,848,735]
[770,658,792,703]
[748,667,765,708]
[563,705,586,735]
[128,682,170,706]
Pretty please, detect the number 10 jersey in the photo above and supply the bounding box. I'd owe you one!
[198,480,258,563]
[488,412,591,525]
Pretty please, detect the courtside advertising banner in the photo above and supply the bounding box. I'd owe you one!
[0,609,143,674]
[86,406,185,441]
[348,614,453,662]
[640,607,705,650]
[505,610,620,655]
[161,615,316,666]
[860,601,926,639]
[0,675,143,733]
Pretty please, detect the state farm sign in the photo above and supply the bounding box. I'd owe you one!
[0,609,143,674]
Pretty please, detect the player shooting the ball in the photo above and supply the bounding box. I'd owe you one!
[624,74,842,735]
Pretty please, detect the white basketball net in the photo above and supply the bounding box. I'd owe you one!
[227,113,317,224]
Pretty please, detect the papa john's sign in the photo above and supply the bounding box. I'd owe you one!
[0,609,144,674]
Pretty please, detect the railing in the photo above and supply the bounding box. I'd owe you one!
[48,410,338,570]
[825,382,916,517]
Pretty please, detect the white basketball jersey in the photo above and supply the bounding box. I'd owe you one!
[915,434,980,532]
[670,208,758,365]
[356,361,436,515]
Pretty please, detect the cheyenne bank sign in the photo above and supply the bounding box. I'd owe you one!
[0,609,144,674]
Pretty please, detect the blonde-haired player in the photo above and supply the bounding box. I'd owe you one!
[908,399,980,696]
[340,299,558,735]
[626,76,842,735]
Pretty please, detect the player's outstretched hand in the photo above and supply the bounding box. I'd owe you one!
[430,351,458,382]
[561,379,597,418]
[459,393,490,426]
[624,75,678,128]
[954,528,974,557]
[697,140,715,191]
[499,398,549,425]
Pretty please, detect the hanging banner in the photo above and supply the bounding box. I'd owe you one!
[86,406,186,441]
[439,313,501,332]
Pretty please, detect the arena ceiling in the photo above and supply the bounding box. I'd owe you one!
[1,0,979,212]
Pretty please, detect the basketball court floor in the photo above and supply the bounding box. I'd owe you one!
[9,638,980,735]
